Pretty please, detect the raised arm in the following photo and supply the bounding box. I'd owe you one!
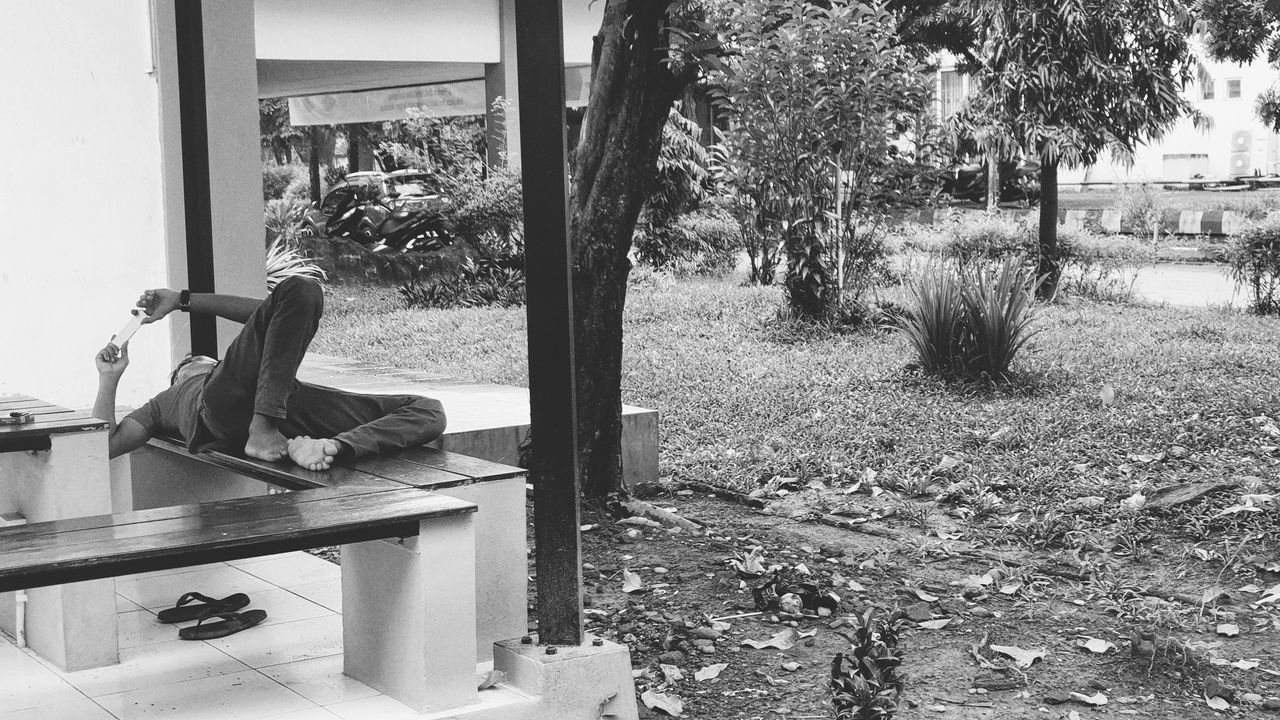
[137,288,262,325]
[93,343,151,458]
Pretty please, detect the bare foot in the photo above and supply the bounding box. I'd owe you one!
[287,436,341,471]
[245,414,288,462]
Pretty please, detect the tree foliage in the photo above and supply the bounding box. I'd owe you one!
[718,0,939,317]
[950,0,1197,298]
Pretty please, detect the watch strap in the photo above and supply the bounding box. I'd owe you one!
[179,289,191,312]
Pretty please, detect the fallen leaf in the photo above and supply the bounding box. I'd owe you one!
[659,664,683,683]
[1216,623,1240,637]
[1070,691,1108,706]
[1121,492,1146,512]
[846,580,867,592]
[1255,583,1280,607]
[1068,712,1081,720]
[1240,584,1262,593]
[909,587,939,602]
[694,663,727,682]
[999,582,1023,596]
[1231,659,1260,670]
[925,705,947,713]
[1100,385,1116,405]
[621,569,645,594]
[741,628,798,650]
[1079,637,1116,654]
[917,618,951,630]
[641,689,684,717]
[780,661,801,672]
[476,669,506,690]
[990,644,1047,668]
[1205,695,1230,711]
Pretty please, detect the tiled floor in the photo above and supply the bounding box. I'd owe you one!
[0,552,409,720]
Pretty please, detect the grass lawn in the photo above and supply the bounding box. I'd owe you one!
[314,273,1280,717]
[316,274,1279,544]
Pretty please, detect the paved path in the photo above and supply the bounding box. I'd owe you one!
[1132,263,1243,307]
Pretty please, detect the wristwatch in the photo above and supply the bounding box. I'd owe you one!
[179,289,191,312]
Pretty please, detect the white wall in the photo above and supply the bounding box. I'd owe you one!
[0,0,171,409]
[1064,50,1280,184]
[256,0,501,63]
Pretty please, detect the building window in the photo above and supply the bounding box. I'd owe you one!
[1228,78,1242,98]
[940,70,965,118]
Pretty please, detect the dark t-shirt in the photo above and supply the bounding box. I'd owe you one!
[122,374,216,452]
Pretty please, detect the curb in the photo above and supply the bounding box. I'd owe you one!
[898,207,1248,237]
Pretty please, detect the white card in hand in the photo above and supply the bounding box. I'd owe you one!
[111,309,147,347]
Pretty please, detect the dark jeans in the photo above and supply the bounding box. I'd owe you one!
[198,277,446,458]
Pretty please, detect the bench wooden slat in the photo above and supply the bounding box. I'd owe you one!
[387,446,526,484]
[0,483,396,541]
[0,488,475,593]
[0,398,54,411]
[345,454,499,489]
[146,437,404,490]
[0,414,108,440]
[0,395,38,404]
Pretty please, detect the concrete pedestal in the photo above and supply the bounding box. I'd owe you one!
[491,636,639,720]
[342,514,478,713]
[0,428,117,671]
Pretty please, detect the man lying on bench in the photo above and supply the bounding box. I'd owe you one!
[93,277,446,471]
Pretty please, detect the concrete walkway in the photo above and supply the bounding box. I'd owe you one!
[1,552,458,719]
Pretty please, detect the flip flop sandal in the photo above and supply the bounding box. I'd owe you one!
[157,592,251,624]
[178,609,268,640]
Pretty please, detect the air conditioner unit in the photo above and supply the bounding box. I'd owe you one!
[1230,151,1253,175]
[1232,130,1253,151]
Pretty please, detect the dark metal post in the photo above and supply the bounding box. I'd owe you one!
[513,1,584,646]
[174,0,218,357]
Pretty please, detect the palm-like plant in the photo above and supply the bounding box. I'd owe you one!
[899,256,1042,379]
[266,238,327,291]
[898,261,965,374]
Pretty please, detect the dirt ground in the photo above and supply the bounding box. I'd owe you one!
[545,490,1280,719]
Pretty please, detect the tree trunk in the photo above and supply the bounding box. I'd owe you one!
[986,147,999,213]
[1037,158,1059,300]
[308,126,322,205]
[348,127,361,174]
[570,0,691,498]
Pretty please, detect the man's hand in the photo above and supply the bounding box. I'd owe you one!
[136,288,180,323]
[96,343,129,379]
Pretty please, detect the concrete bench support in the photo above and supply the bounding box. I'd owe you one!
[342,514,478,712]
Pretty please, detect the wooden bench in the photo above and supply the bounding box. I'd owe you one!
[128,435,530,668]
[0,484,474,592]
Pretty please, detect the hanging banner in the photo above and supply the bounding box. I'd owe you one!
[288,66,591,126]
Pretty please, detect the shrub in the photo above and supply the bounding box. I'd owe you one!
[1114,183,1166,242]
[1228,212,1280,315]
[262,164,304,201]
[898,256,1042,379]
[264,197,309,248]
[944,214,1033,263]
[634,206,742,277]
[1057,227,1154,302]
[449,169,524,248]
[398,257,525,309]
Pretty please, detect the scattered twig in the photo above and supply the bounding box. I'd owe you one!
[711,611,763,622]
[620,497,706,535]
[676,480,768,508]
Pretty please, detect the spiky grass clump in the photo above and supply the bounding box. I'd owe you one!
[898,256,1042,379]
[266,238,328,291]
